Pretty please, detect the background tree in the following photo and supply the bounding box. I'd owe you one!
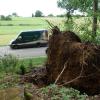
[48,14,54,17]
[5,15,12,20]
[57,0,99,38]
[0,15,5,20]
[12,12,18,17]
[35,10,43,17]
[0,15,12,20]
[32,13,34,17]
[56,14,65,17]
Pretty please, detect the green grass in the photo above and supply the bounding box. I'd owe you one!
[0,17,48,35]
[19,57,46,67]
[0,34,16,45]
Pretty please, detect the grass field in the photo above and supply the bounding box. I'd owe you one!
[0,17,65,45]
[0,17,47,34]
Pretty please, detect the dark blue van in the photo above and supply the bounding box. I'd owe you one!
[10,29,48,49]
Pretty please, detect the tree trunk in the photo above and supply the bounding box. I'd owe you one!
[92,0,98,39]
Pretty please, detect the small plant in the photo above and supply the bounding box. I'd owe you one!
[19,64,26,75]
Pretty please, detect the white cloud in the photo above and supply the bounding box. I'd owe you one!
[0,0,65,17]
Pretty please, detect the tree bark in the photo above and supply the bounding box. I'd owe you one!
[92,0,98,38]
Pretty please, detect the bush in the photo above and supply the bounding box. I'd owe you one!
[19,64,26,75]
[41,84,87,100]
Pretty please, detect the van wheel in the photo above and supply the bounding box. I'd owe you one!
[10,45,18,49]
[36,43,41,47]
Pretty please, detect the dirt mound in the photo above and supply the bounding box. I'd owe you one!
[21,66,47,87]
[46,26,100,95]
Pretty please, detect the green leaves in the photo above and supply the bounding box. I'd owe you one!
[41,84,87,100]
[57,0,93,12]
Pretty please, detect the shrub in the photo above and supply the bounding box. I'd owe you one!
[41,84,87,100]
[19,64,26,75]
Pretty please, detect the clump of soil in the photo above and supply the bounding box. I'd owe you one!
[21,66,47,87]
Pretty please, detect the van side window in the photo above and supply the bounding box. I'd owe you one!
[20,31,42,42]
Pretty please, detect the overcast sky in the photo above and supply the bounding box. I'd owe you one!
[0,0,65,17]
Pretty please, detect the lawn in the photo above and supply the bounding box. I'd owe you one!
[0,34,16,45]
[0,17,49,35]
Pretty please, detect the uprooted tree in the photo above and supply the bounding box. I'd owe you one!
[46,26,100,95]
[23,26,100,95]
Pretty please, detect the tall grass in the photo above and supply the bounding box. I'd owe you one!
[0,54,46,77]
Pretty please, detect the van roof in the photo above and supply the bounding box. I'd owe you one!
[21,29,48,33]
